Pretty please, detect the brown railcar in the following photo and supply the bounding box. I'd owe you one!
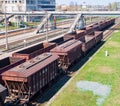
[110,18,115,25]
[99,21,105,31]
[100,18,115,30]
[12,42,56,60]
[93,24,100,31]
[0,57,25,83]
[94,31,103,44]
[50,36,73,45]
[64,30,85,40]
[76,30,85,42]
[85,27,94,35]
[87,23,97,28]
[50,39,83,71]
[82,35,96,54]
[2,53,59,101]
[107,18,115,26]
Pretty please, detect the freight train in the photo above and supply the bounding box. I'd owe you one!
[0,18,115,105]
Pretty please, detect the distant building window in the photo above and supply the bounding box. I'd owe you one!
[38,1,50,4]
[27,6,36,11]
[19,0,21,3]
[26,0,35,4]
[12,0,14,3]
[15,0,17,3]
[31,0,35,4]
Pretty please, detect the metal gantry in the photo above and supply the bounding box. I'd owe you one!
[68,14,86,33]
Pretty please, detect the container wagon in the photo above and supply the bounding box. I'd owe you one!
[2,53,59,104]
[50,39,83,72]
[12,42,56,60]
[0,84,7,106]
[0,57,25,83]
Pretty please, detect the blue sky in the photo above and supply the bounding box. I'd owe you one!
[56,0,119,5]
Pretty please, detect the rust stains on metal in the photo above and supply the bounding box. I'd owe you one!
[12,42,56,60]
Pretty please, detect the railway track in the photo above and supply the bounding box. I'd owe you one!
[0,27,36,39]
[0,19,74,38]
[0,28,68,52]
[0,21,73,50]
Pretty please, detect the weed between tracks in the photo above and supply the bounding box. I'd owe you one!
[50,31,120,106]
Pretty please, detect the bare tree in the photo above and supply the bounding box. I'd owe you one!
[112,2,118,11]
[108,2,118,11]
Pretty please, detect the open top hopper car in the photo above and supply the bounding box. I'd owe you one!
[50,39,83,71]
[50,36,73,45]
[2,53,59,103]
[12,42,56,60]
[0,57,25,83]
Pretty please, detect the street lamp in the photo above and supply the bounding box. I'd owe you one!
[4,5,9,50]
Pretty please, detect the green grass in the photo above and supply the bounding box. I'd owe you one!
[50,31,120,106]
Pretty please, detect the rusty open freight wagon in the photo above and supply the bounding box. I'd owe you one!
[64,30,85,40]
[2,53,59,104]
[12,42,56,60]
[82,35,96,54]
[0,57,25,83]
[50,39,83,71]
[94,31,103,44]
[84,26,95,35]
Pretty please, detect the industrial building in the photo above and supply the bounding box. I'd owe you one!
[0,0,56,23]
[1,0,56,12]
